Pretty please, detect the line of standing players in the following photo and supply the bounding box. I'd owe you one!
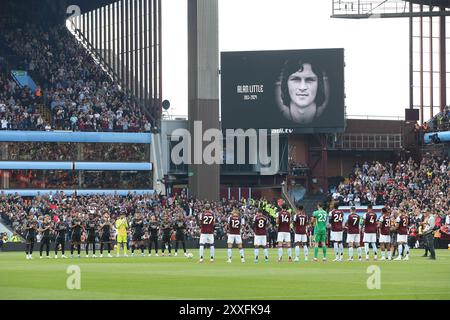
[24,211,190,259]
[196,202,411,263]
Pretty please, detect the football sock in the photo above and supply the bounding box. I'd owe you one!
[108,243,111,254]
[227,248,232,260]
[333,242,339,257]
[239,249,245,259]
[304,245,308,258]
[131,245,135,254]
[210,246,215,259]
[371,243,377,256]
[100,243,104,254]
[254,249,259,260]
[140,245,145,254]
[381,250,385,258]
[287,248,292,258]
[364,243,370,257]
[398,244,403,257]
[295,245,300,258]
[357,247,362,258]
[116,243,120,256]
[314,246,318,259]
[278,247,282,259]
[199,245,204,259]
[339,243,344,257]
[405,244,410,257]
[349,246,354,258]
[322,245,327,258]
[263,248,269,260]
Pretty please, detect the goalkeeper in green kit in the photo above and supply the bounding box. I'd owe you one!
[311,203,328,262]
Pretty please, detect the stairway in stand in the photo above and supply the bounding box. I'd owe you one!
[37,104,51,125]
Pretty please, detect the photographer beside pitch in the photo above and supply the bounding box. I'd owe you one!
[421,209,437,260]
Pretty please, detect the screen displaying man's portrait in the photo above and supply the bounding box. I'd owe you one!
[221,48,344,133]
[275,56,330,125]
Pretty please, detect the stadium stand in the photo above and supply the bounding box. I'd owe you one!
[1,23,152,132]
[2,142,147,161]
[1,151,448,247]
[428,106,450,133]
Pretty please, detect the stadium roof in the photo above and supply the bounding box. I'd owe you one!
[406,0,450,7]
[1,0,118,26]
[66,0,118,13]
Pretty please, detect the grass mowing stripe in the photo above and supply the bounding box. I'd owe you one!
[1,249,449,300]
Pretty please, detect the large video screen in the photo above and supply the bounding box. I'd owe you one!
[221,49,345,133]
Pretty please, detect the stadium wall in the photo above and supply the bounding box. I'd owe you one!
[0,131,152,144]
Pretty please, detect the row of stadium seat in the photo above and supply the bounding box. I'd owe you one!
[1,23,152,132]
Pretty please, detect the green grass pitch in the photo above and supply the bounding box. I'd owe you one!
[1,249,449,300]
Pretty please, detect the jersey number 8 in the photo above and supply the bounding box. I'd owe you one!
[258,219,265,228]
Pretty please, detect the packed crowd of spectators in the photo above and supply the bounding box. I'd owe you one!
[1,24,153,132]
[0,192,274,242]
[0,153,448,246]
[2,142,147,162]
[429,106,450,133]
[0,70,50,131]
[8,170,152,189]
[330,153,449,213]
[330,152,449,247]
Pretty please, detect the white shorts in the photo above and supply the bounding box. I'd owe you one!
[330,231,343,242]
[227,234,242,245]
[363,233,377,243]
[397,234,408,243]
[347,233,360,244]
[379,235,391,243]
[277,232,291,243]
[294,234,307,243]
[199,234,214,245]
[254,235,267,247]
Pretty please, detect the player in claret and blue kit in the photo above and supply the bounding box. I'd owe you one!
[394,209,410,261]
[378,207,392,261]
[293,205,309,262]
[197,203,215,263]
[329,203,344,261]
[363,204,378,261]
[253,209,269,263]
[276,204,293,262]
[345,207,362,261]
[226,209,246,263]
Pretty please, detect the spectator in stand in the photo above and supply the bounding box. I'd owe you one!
[1,24,152,132]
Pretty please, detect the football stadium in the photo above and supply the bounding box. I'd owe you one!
[0,0,450,305]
